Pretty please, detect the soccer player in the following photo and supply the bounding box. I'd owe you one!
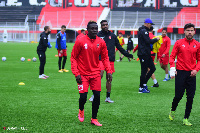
[169,23,200,126]
[71,21,112,126]
[76,29,85,40]
[121,34,135,61]
[37,26,52,79]
[116,32,125,61]
[157,28,171,81]
[55,25,69,73]
[89,20,133,103]
[138,18,159,93]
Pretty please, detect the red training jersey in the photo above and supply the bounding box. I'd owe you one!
[157,36,171,59]
[76,33,85,40]
[71,35,112,77]
[169,38,200,71]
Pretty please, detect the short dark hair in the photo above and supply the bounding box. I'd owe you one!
[87,20,97,29]
[100,20,108,25]
[119,32,122,34]
[162,28,167,32]
[184,23,195,30]
[44,26,49,31]
[61,25,66,29]
[81,29,85,32]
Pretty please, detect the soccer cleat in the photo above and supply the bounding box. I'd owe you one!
[42,74,49,78]
[78,109,84,122]
[105,97,114,103]
[89,95,94,102]
[144,86,150,92]
[151,82,159,87]
[58,70,63,73]
[138,88,150,93]
[169,110,175,121]
[39,76,47,79]
[91,118,102,126]
[62,69,69,72]
[163,78,170,81]
[183,118,192,126]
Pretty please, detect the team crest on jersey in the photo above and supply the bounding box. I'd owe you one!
[182,44,185,47]
[109,36,111,39]
[97,44,99,48]
[193,45,196,48]
[84,43,88,49]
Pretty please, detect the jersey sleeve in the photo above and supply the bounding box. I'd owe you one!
[169,41,179,68]
[70,40,81,77]
[163,38,171,55]
[133,44,138,51]
[142,30,158,44]
[56,33,62,50]
[41,34,48,47]
[100,41,112,74]
[195,43,200,71]
[115,36,133,58]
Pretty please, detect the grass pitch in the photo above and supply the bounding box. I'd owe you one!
[0,42,200,132]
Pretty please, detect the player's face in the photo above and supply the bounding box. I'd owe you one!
[88,23,98,38]
[162,30,167,37]
[61,28,66,33]
[185,27,195,40]
[48,27,51,34]
[119,34,122,37]
[101,22,108,32]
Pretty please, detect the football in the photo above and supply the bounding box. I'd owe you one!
[32,57,37,62]
[2,57,6,61]
[20,57,25,62]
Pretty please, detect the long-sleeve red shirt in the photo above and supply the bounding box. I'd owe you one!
[76,33,85,40]
[169,38,200,71]
[157,36,171,59]
[71,35,112,77]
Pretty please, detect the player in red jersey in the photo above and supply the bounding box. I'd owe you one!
[76,29,85,40]
[169,23,200,126]
[157,28,171,81]
[71,21,112,126]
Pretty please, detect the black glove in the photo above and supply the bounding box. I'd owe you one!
[76,75,82,84]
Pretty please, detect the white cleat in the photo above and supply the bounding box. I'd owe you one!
[105,97,114,103]
[89,95,94,102]
[39,75,47,79]
[42,74,49,78]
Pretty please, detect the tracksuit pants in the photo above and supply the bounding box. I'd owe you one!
[171,70,196,119]
[37,50,46,75]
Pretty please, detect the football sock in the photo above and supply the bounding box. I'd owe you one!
[168,70,170,74]
[58,57,62,70]
[106,92,110,98]
[79,93,87,111]
[153,79,157,84]
[62,56,67,69]
[165,74,168,79]
[92,91,100,119]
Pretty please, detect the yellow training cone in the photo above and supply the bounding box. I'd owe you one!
[19,82,25,85]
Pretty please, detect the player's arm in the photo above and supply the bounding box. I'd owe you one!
[169,41,179,78]
[100,41,112,82]
[193,44,200,76]
[163,38,171,55]
[142,30,158,44]
[122,38,125,45]
[57,33,62,51]
[115,36,133,58]
[133,44,138,53]
[71,40,81,77]
[41,34,48,47]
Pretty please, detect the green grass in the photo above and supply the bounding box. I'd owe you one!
[0,42,200,132]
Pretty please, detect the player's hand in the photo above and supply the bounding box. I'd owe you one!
[60,50,63,54]
[107,73,112,83]
[100,70,104,79]
[76,75,82,84]
[190,70,197,77]
[157,37,160,40]
[170,67,176,79]
[162,54,165,58]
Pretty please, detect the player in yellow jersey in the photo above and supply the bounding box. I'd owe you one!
[115,33,125,61]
